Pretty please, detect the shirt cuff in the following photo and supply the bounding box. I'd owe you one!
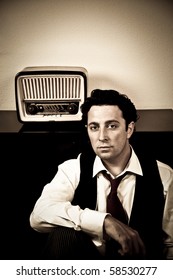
[79,208,108,239]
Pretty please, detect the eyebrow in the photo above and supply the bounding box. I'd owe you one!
[88,120,120,126]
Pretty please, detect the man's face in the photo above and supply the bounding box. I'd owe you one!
[87,105,134,164]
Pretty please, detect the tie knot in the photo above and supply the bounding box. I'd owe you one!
[103,171,126,191]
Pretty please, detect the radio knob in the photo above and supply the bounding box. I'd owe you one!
[67,103,77,114]
[27,104,38,115]
[37,105,44,112]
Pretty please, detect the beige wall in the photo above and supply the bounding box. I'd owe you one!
[0,0,173,110]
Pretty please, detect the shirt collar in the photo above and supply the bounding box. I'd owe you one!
[93,147,143,177]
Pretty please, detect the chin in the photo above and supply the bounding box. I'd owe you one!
[98,152,112,161]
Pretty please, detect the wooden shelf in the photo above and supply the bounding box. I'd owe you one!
[0,109,172,133]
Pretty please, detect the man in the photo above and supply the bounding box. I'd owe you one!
[30,89,173,259]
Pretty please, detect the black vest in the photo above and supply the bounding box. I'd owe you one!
[72,148,165,259]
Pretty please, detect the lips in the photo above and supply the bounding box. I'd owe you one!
[98,146,111,149]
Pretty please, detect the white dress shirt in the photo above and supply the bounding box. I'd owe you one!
[30,148,173,258]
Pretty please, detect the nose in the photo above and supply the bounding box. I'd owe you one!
[99,127,108,141]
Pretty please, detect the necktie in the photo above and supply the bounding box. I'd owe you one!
[103,171,128,224]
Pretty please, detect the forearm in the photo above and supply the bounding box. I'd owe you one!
[30,200,82,232]
[30,198,107,239]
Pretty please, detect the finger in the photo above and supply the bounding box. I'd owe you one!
[117,228,134,255]
[117,226,145,257]
[133,233,146,256]
[126,230,146,257]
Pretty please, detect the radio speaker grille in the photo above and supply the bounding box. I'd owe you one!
[22,76,81,100]
[15,66,87,122]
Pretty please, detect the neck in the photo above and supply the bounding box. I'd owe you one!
[102,145,131,177]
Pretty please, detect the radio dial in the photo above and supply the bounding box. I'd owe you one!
[27,102,78,115]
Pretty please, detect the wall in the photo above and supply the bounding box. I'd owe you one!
[0,0,173,110]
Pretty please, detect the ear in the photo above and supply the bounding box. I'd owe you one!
[127,121,135,139]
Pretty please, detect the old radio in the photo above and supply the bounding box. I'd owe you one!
[15,66,87,122]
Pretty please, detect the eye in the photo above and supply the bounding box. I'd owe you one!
[88,124,99,131]
[107,123,119,130]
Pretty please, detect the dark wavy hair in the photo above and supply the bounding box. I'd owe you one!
[80,89,139,130]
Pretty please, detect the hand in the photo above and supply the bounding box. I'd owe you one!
[103,215,146,257]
